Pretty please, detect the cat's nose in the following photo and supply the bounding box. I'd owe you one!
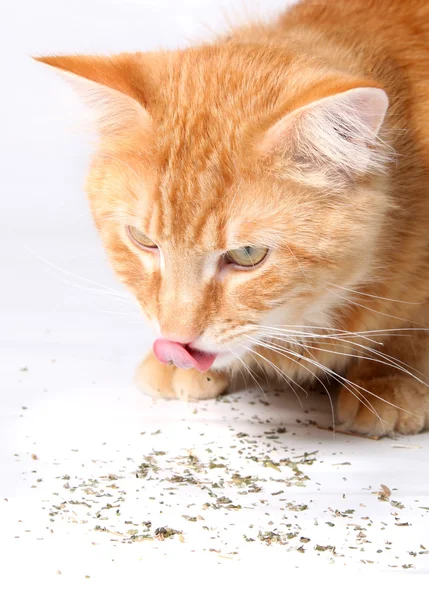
[159,331,197,346]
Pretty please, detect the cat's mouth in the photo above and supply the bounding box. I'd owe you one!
[153,338,217,372]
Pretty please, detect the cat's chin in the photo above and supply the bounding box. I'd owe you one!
[208,346,249,370]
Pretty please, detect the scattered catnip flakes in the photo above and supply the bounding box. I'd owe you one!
[258,531,282,545]
[17,392,428,570]
[154,527,182,541]
[376,485,391,501]
[315,544,336,552]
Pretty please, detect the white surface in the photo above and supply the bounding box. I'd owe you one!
[1,0,429,594]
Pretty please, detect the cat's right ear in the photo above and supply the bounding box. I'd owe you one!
[33,54,152,139]
[258,86,390,188]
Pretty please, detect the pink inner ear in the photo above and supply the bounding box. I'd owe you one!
[153,339,216,373]
[261,87,389,153]
[258,86,389,182]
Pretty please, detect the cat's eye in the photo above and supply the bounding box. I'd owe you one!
[226,246,269,267]
[127,225,158,249]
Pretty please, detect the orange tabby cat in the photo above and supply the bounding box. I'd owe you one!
[36,0,429,437]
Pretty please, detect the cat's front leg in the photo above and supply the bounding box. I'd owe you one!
[135,351,230,401]
[336,342,429,437]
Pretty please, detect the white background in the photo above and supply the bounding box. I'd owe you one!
[1,0,428,594]
[2,0,289,239]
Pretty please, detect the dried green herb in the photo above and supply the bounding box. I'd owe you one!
[377,484,391,501]
[258,531,286,545]
[216,496,232,505]
[136,456,158,478]
[209,460,227,469]
[262,459,281,472]
[231,473,252,487]
[169,475,199,485]
[315,545,336,552]
[154,527,181,540]
[284,502,309,512]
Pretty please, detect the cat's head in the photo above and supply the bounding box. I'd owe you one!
[35,45,389,371]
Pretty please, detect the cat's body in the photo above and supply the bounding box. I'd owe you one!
[37,0,429,436]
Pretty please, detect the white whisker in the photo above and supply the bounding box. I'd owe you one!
[247,336,387,428]
[323,286,414,323]
[328,283,421,305]
[251,336,416,418]
[228,347,269,403]
[244,336,336,431]
[254,324,384,345]
[258,329,429,387]
[25,246,129,298]
[240,343,307,408]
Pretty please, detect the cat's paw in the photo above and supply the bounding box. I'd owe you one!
[135,351,229,401]
[135,351,177,399]
[336,376,429,437]
[171,367,229,402]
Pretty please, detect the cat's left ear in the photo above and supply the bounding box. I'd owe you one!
[259,86,389,186]
[33,54,152,139]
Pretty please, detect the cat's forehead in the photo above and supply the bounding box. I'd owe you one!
[151,165,232,250]
[155,45,285,116]
[147,62,242,245]
[154,74,241,187]
[155,122,235,208]
[145,164,281,253]
[126,47,295,247]
[150,45,288,156]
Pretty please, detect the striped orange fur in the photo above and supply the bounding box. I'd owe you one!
[36,0,429,436]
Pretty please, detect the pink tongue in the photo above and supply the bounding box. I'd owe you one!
[153,339,217,373]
